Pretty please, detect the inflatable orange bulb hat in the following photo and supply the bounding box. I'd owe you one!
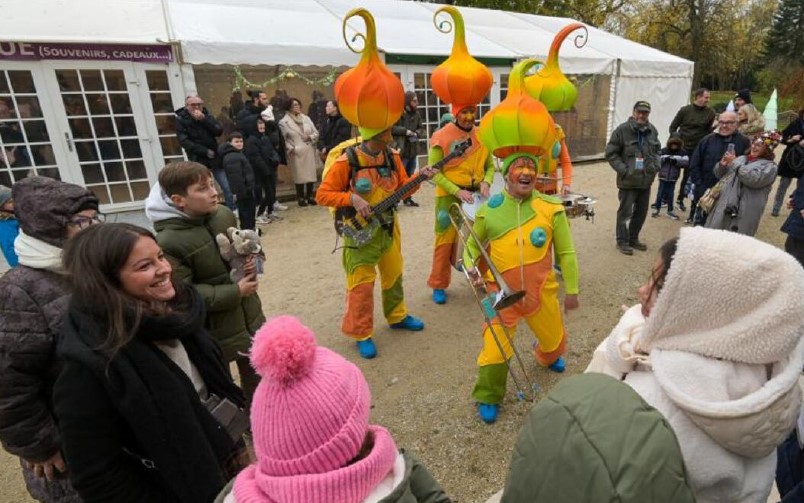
[478,58,557,170]
[334,8,404,140]
[430,6,493,117]
[524,23,588,112]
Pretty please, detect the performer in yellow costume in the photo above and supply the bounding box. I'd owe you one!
[466,59,581,423]
[316,8,435,359]
[426,6,495,305]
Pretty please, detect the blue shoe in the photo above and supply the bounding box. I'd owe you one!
[389,314,424,331]
[548,357,566,373]
[432,289,447,305]
[478,403,499,424]
[356,338,377,359]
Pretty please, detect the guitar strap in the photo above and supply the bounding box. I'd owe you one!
[345,145,398,237]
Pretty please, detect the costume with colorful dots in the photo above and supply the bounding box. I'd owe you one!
[463,186,578,405]
[427,124,494,290]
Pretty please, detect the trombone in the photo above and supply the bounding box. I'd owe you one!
[448,203,538,402]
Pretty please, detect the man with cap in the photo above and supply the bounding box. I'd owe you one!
[316,8,435,360]
[605,101,662,255]
[464,59,580,424]
[426,5,495,306]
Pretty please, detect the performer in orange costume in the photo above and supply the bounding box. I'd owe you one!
[316,8,435,360]
[426,6,494,305]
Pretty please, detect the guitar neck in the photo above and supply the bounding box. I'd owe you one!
[373,173,428,214]
[369,139,470,216]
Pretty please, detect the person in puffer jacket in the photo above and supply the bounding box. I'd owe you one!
[496,373,696,503]
[0,176,100,502]
[652,133,688,219]
[587,227,804,503]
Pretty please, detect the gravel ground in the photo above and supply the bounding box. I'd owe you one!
[0,160,789,502]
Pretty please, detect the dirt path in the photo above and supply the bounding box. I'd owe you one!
[0,160,789,502]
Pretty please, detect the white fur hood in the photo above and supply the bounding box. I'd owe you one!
[599,227,804,459]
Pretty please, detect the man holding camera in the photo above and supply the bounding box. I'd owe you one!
[687,111,751,225]
[606,101,662,256]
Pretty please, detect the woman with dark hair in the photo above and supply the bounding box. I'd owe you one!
[317,100,352,160]
[54,223,247,503]
[705,130,780,236]
[279,97,319,206]
[588,228,804,503]
[0,176,100,503]
[772,109,804,216]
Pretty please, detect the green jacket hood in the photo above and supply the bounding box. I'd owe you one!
[502,373,696,503]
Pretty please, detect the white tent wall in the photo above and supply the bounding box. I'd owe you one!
[0,0,169,44]
[612,73,694,146]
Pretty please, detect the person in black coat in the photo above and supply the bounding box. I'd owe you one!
[687,111,750,225]
[218,133,257,230]
[235,90,268,140]
[772,109,804,216]
[245,119,282,223]
[55,223,247,503]
[175,95,234,210]
[317,100,352,159]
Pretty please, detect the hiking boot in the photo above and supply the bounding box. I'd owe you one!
[356,338,377,359]
[432,289,447,305]
[617,244,634,255]
[478,403,499,424]
[666,211,680,220]
[389,314,424,331]
[630,241,648,251]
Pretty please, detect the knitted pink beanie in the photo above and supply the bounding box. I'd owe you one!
[247,315,371,476]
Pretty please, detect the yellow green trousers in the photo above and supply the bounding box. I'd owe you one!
[472,274,567,404]
[342,222,407,340]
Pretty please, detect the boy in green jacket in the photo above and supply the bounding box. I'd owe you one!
[145,161,265,403]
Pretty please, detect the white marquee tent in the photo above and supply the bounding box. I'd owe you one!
[2,0,693,140]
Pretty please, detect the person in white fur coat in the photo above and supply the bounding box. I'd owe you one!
[587,226,804,503]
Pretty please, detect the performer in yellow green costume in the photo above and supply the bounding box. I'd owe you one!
[316,9,435,359]
[426,6,495,305]
[465,59,581,423]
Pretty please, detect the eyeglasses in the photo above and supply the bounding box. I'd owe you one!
[67,213,106,230]
[718,120,737,125]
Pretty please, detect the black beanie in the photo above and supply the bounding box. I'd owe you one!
[735,89,752,104]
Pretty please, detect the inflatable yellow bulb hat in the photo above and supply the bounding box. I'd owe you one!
[334,8,404,140]
[478,58,557,172]
[431,6,493,116]
[524,23,588,112]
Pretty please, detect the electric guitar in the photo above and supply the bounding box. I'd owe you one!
[335,138,472,246]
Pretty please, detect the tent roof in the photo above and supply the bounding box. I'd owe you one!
[0,0,692,76]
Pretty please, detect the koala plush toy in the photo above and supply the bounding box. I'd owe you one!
[215,227,265,282]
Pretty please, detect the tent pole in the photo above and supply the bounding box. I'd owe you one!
[606,58,621,141]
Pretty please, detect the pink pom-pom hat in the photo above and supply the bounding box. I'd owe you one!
[247,316,371,476]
